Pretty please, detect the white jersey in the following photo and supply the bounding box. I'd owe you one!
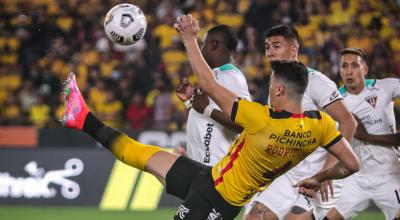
[186,63,251,166]
[286,67,342,177]
[339,78,400,175]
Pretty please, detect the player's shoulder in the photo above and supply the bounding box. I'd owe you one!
[375,78,399,87]
[215,63,239,72]
[307,67,334,83]
[215,63,244,76]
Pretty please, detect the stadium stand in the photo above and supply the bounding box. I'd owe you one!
[0,0,399,131]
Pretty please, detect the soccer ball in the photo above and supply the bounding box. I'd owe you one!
[104,3,147,45]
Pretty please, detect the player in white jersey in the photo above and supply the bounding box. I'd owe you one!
[176,24,250,166]
[244,25,356,220]
[326,48,400,220]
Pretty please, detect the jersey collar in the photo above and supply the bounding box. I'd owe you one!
[338,79,376,95]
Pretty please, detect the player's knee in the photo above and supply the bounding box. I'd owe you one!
[286,206,313,220]
[290,206,308,214]
[325,208,344,220]
[246,202,278,220]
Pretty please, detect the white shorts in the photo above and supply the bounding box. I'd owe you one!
[244,174,343,220]
[335,173,400,220]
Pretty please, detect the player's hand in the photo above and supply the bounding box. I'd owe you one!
[174,145,187,156]
[294,178,321,198]
[176,77,193,102]
[192,88,210,114]
[174,14,199,43]
[319,180,334,202]
[353,114,369,141]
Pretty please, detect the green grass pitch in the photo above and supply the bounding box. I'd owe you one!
[0,206,384,220]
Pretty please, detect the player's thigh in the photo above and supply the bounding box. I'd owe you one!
[332,176,369,219]
[248,174,300,220]
[372,175,400,220]
[245,201,278,220]
[173,187,215,220]
[165,156,209,199]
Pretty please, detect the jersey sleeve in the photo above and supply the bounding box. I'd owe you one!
[380,78,400,100]
[320,112,342,148]
[231,99,268,133]
[308,72,342,109]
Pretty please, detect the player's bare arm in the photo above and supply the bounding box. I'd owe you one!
[318,100,357,201]
[174,14,236,117]
[294,138,360,197]
[192,90,243,133]
[354,114,400,146]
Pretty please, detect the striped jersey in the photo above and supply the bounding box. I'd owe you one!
[211,99,342,206]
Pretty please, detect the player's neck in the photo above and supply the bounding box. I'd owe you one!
[275,99,303,114]
[346,84,364,95]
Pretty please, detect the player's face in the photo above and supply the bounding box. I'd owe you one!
[265,36,296,61]
[340,54,368,93]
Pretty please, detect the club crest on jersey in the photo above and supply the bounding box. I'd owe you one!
[365,95,377,108]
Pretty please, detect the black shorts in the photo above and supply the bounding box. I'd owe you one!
[166,156,241,220]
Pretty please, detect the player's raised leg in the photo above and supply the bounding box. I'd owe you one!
[60,73,178,184]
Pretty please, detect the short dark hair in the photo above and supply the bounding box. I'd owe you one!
[270,60,308,95]
[264,24,300,43]
[207,24,238,52]
[340,47,368,64]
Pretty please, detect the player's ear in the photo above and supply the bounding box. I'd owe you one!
[289,42,298,59]
[276,84,284,96]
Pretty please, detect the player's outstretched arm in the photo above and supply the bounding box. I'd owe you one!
[174,14,236,118]
[354,114,400,146]
[294,138,360,198]
[320,101,357,171]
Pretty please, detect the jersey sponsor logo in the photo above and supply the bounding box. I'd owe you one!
[365,95,377,108]
[268,130,316,148]
[203,123,214,164]
[330,91,340,101]
[359,115,383,127]
[207,208,222,220]
[176,205,189,219]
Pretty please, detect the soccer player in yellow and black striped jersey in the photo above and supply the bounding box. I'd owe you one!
[61,15,360,220]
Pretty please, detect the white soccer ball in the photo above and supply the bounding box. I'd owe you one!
[104,3,147,45]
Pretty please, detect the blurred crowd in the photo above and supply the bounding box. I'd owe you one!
[0,0,399,131]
